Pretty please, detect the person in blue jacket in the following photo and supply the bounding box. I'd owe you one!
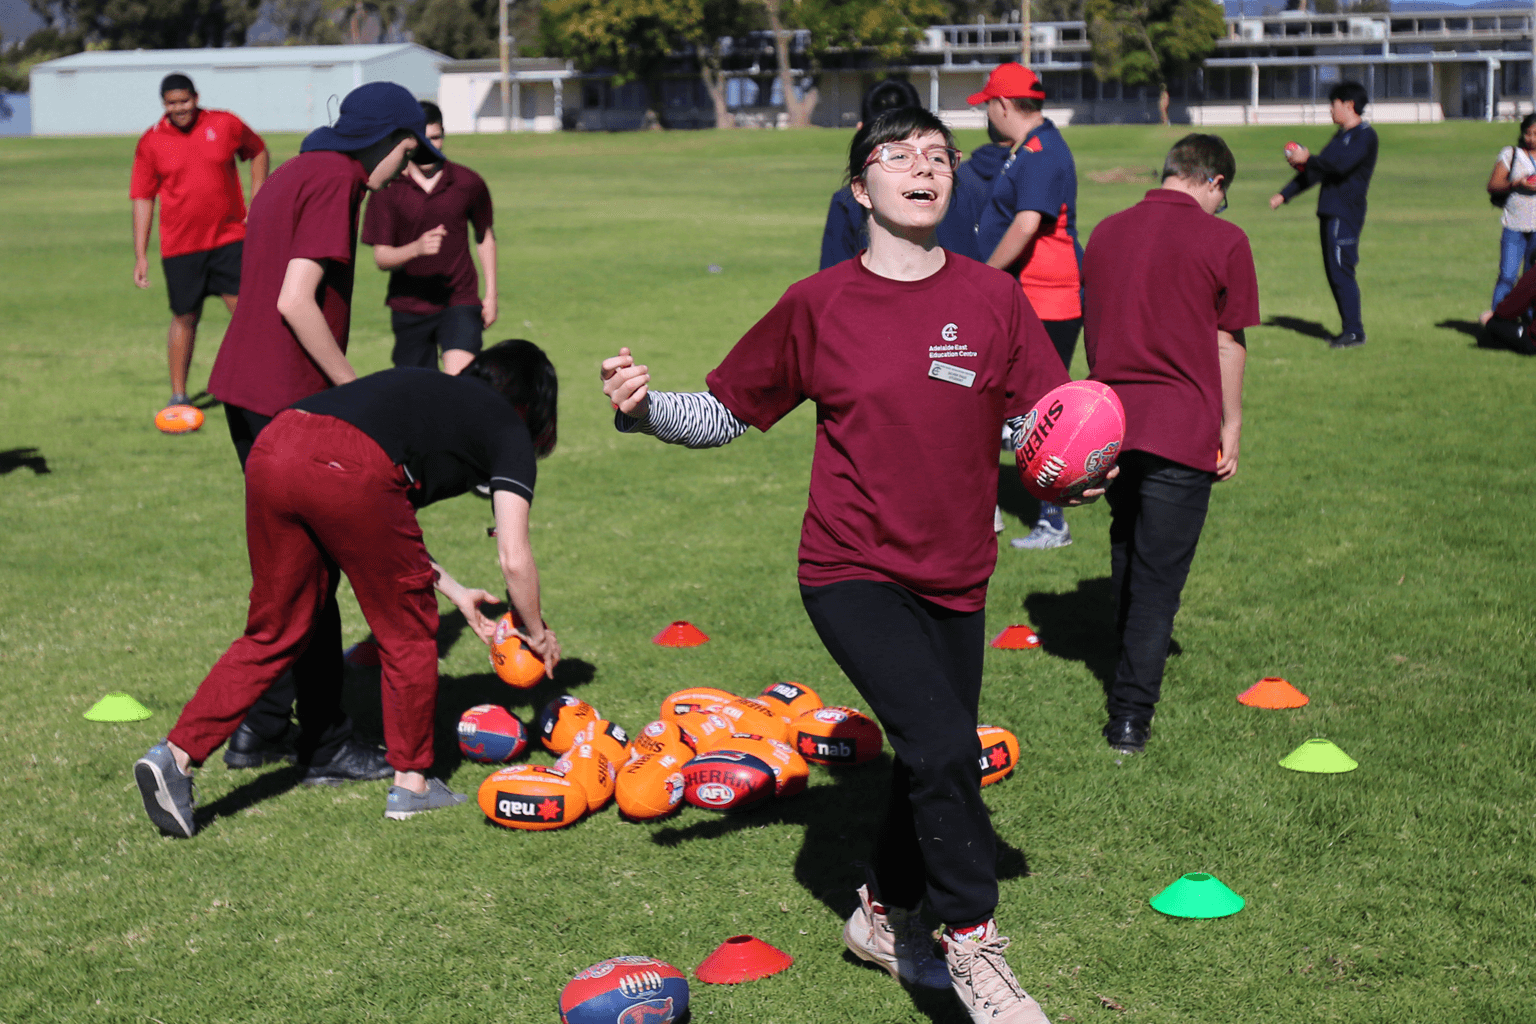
[1270,81,1378,349]
[818,79,923,269]
[933,122,1012,262]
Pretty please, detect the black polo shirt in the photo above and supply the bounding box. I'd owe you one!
[293,368,535,509]
[361,160,494,315]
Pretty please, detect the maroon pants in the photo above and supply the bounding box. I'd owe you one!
[168,410,440,772]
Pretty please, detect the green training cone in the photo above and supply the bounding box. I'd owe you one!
[1279,737,1358,774]
[1150,872,1245,919]
[83,693,152,722]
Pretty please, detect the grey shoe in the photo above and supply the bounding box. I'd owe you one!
[1329,332,1366,349]
[385,778,468,820]
[1010,520,1071,550]
[944,920,1050,1023]
[302,739,393,786]
[135,741,197,838]
[843,884,951,989]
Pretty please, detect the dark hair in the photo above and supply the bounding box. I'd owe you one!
[1007,96,1044,114]
[461,339,559,459]
[420,100,443,128]
[846,107,956,184]
[160,73,195,96]
[1516,113,1536,147]
[1162,133,1237,187]
[1329,81,1368,115]
[860,78,922,126]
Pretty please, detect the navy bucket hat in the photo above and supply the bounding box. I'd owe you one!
[301,82,445,165]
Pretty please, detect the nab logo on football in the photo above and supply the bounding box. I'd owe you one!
[979,743,1012,772]
[797,732,856,763]
[496,791,565,822]
[942,322,959,341]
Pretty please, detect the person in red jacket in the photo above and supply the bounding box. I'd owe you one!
[130,73,268,410]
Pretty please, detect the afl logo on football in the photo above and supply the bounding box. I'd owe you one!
[643,721,668,738]
[493,616,516,645]
[696,783,737,806]
[941,322,959,341]
[813,707,849,724]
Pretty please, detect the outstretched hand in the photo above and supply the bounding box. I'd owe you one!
[451,588,502,644]
[601,346,651,417]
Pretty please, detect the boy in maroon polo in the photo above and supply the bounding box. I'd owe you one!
[1082,134,1259,755]
[130,73,268,410]
[203,81,445,783]
[363,101,496,374]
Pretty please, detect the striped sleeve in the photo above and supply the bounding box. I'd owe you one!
[614,391,750,449]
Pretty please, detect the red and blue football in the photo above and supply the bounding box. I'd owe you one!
[457,704,528,763]
[559,956,690,1024]
[1016,380,1125,503]
[682,750,775,812]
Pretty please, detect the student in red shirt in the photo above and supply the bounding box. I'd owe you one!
[603,108,1087,1024]
[130,73,268,410]
[363,101,497,374]
[972,64,1085,553]
[198,81,446,788]
[1082,135,1260,755]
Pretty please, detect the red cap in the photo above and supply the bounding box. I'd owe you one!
[967,63,1047,105]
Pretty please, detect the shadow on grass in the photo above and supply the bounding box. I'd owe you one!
[996,461,1041,528]
[196,764,305,830]
[1023,577,1119,687]
[1435,318,1482,340]
[647,757,1032,1023]
[1265,315,1333,341]
[0,448,50,475]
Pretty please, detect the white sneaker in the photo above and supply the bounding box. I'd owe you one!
[842,884,951,989]
[993,505,1006,534]
[1010,520,1071,550]
[943,920,1050,1023]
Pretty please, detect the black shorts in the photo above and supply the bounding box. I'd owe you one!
[163,240,242,316]
[390,305,484,369]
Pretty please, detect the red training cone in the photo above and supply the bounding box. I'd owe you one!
[695,934,793,984]
[990,625,1040,650]
[1237,677,1309,709]
[653,621,710,647]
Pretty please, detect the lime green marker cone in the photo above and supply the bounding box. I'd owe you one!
[1279,737,1358,773]
[1150,872,1245,919]
[83,693,152,722]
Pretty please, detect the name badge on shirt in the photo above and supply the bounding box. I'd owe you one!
[928,360,976,388]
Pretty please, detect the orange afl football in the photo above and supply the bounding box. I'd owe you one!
[677,709,737,753]
[757,680,823,722]
[628,719,694,764]
[791,706,883,766]
[538,695,600,754]
[489,613,546,688]
[570,719,631,767]
[154,404,205,435]
[615,751,688,820]
[716,734,809,798]
[659,688,738,723]
[976,725,1021,787]
[717,697,789,743]
[478,764,587,830]
[554,742,617,810]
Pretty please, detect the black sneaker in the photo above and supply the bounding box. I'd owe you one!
[1103,717,1151,754]
[301,740,393,786]
[1329,332,1366,349]
[223,721,298,769]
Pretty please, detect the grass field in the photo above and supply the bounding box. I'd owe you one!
[1,119,1533,1024]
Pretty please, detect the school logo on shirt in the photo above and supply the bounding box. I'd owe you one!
[205,126,218,142]
[941,322,959,341]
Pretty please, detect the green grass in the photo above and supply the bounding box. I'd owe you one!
[1,120,1533,1024]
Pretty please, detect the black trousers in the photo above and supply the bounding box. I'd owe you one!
[1320,215,1364,337]
[1104,451,1213,724]
[223,403,351,765]
[800,580,995,928]
[1042,317,1082,374]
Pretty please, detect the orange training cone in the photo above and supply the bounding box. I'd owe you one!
[990,624,1040,650]
[1237,677,1309,709]
[653,621,709,647]
[695,935,793,984]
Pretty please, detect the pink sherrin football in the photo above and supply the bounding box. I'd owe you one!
[1016,380,1125,503]
[560,956,690,1024]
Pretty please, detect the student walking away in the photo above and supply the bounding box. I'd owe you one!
[604,108,1092,1024]
[1483,114,1536,319]
[1084,135,1260,755]
[973,64,1085,552]
[130,73,268,411]
[363,101,497,374]
[1269,81,1377,350]
[200,82,446,786]
[134,345,561,837]
[818,78,923,270]
[934,120,1013,263]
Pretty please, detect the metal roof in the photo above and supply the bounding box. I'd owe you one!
[33,43,447,72]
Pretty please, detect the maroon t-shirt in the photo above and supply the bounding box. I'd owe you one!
[360,161,493,315]
[706,253,1067,611]
[1082,190,1260,473]
[208,151,368,417]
